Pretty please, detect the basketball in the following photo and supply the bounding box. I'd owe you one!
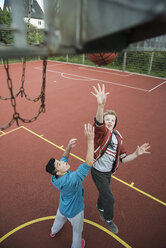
[87,52,117,66]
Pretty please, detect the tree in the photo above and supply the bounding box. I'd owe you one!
[0,8,13,44]
[25,22,44,44]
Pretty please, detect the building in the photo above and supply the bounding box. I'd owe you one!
[3,0,44,29]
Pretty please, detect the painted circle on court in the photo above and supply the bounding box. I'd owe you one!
[0,216,131,247]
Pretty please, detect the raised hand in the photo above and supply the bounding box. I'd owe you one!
[84,123,94,140]
[84,123,94,166]
[91,83,109,105]
[136,143,151,156]
[68,138,77,149]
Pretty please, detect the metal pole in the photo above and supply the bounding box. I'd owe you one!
[44,0,61,51]
[66,54,69,62]
[122,51,127,71]
[148,51,154,75]
[10,0,27,48]
[76,0,82,49]
[82,54,85,64]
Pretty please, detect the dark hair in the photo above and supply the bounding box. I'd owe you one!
[46,158,57,176]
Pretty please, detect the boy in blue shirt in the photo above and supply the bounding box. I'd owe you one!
[46,124,94,248]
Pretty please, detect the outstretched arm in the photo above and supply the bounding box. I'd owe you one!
[122,143,151,164]
[62,138,77,158]
[84,123,94,166]
[91,83,109,123]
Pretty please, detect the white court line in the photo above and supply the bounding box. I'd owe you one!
[0,60,41,67]
[34,64,63,70]
[46,63,63,67]
[78,66,133,77]
[96,79,148,92]
[35,67,165,92]
[61,72,95,81]
[47,60,166,81]
[148,80,166,92]
[44,68,148,92]
[35,67,148,92]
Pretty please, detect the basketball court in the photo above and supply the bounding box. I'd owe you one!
[1,0,166,247]
[0,60,166,248]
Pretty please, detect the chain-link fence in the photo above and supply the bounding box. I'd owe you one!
[49,52,166,78]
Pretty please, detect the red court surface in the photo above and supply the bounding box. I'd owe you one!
[0,60,166,248]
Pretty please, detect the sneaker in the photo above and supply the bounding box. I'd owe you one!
[96,205,105,221]
[106,220,119,234]
[81,238,85,248]
[50,231,55,238]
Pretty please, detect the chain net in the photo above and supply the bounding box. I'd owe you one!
[0,0,48,131]
[0,58,47,131]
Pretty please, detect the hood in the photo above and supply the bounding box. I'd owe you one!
[51,171,70,191]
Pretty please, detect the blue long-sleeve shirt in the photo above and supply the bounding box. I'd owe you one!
[51,156,91,218]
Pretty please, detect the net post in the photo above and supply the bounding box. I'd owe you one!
[10,0,27,49]
[43,0,61,52]
[82,54,85,65]
[148,51,154,75]
[122,52,127,72]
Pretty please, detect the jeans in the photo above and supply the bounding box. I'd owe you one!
[91,166,115,220]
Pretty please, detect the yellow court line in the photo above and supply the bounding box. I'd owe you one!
[1,125,166,207]
[21,126,85,162]
[0,216,132,247]
[0,126,23,136]
[0,131,5,134]
[21,126,166,207]
[112,176,166,206]
[84,219,132,248]
[0,216,53,243]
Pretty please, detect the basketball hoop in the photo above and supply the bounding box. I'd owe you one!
[0,0,47,131]
[0,57,47,131]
